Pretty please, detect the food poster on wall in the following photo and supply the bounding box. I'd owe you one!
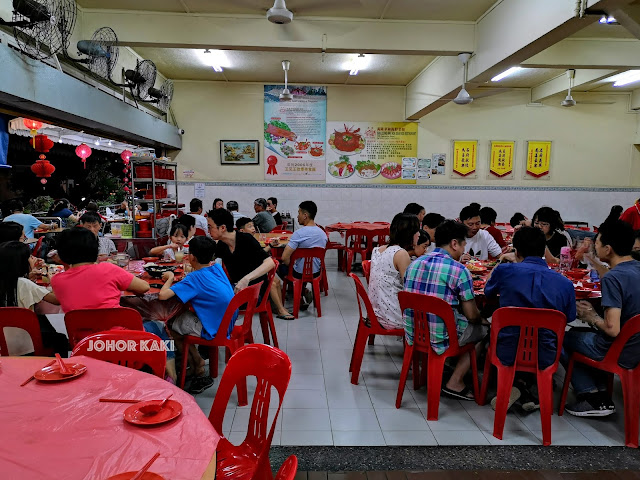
[451,140,478,178]
[325,122,418,184]
[525,141,552,179]
[488,141,515,179]
[263,85,327,181]
[431,154,447,176]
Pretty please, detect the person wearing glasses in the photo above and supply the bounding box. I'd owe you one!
[532,207,569,262]
[459,204,505,262]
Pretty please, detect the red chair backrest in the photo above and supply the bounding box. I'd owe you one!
[0,307,46,356]
[64,307,144,348]
[275,455,298,480]
[362,260,371,282]
[281,221,288,229]
[287,247,326,282]
[398,291,461,352]
[489,307,567,371]
[230,283,262,339]
[194,228,207,236]
[601,314,640,366]
[349,273,386,331]
[71,330,166,378]
[33,236,45,258]
[256,260,278,312]
[209,344,291,457]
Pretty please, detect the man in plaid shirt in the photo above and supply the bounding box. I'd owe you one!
[403,220,487,400]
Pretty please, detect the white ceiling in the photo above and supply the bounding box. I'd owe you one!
[77,0,497,22]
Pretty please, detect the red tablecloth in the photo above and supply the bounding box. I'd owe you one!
[0,356,219,480]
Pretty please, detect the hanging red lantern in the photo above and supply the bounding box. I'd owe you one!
[31,157,55,184]
[75,143,92,169]
[121,150,132,165]
[32,134,54,153]
[23,118,43,137]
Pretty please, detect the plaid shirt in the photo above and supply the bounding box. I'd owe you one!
[403,248,475,354]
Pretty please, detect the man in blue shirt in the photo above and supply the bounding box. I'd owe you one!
[159,236,236,394]
[3,200,51,239]
[485,226,575,410]
[563,220,640,417]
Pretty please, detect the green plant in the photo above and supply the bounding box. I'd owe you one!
[24,195,54,214]
[85,164,125,202]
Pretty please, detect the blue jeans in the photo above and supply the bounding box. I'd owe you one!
[143,320,175,360]
[561,328,607,395]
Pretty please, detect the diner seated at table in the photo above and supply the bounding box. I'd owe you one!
[406,229,430,261]
[422,213,444,255]
[480,206,507,249]
[0,220,26,243]
[149,216,196,261]
[78,212,116,255]
[114,200,130,216]
[403,202,426,223]
[563,220,640,417]
[3,199,53,239]
[159,236,236,394]
[632,230,640,261]
[135,201,153,216]
[267,197,283,225]
[236,217,255,234]
[510,212,528,229]
[188,198,209,236]
[459,204,504,262]
[253,197,277,233]
[484,226,575,411]
[48,198,79,226]
[404,220,487,400]
[619,197,640,230]
[0,241,69,356]
[226,200,244,225]
[213,198,224,210]
[280,201,328,311]
[369,213,418,330]
[532,207,570,262]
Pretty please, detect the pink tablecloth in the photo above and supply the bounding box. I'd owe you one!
[0,356,219,480]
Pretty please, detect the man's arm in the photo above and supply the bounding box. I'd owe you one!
[127,276,150,295]
[460,299,482,324]
[235,257,275,292]
[281,245,295,266]
[577,303,621,337]
[486,231,502,258]
[158,271,176,300]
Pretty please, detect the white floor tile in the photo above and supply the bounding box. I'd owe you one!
[375,407,430,431]
[382,430,438,446]
[288,374,326,390]
[516,411,578,432]
[369,387,417,409]
[333,430,386,446]
[326,385,373,409]
[281,408,331,431]
[282,388,328,408]
[280,430,333,446]
[529,429,592,446]
[465,408,529,432]
[482,429,541,446]
[427,408,479,431]
[433,430,490,445]
[329,408,381,431]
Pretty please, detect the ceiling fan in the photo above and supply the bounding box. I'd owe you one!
[559,70,615,106]
[279,60,293,101]
[453,52,473,105]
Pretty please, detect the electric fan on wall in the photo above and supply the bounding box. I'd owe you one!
[113,59,157,107]
[68,27,120,82]
[145,80,174,114]
[0,0,77,60]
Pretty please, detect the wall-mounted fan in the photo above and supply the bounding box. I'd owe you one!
[0,0,77,60]
[113,59,157,107]
[73,27,120,82]
[145,80,174,114]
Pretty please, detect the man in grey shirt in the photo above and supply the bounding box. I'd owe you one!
[252,198,276,233]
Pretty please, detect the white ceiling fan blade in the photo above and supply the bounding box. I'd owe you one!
[275,22,307,41]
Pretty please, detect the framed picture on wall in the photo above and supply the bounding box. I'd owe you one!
[220,140,260,165]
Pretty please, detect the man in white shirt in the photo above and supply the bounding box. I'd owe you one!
[226,200,245,226]
[459,205,503,261]
[188,198,210,237]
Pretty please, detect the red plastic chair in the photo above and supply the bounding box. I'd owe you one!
[250,260,280,348]
[348,273,404,385]
[0,307,51,356]
[344,228,369,275]
[32,236,45,258]
[274,455,298,480]
[559,314,640,448]
[318,224,345,272]
[194,228,207,236]
[270,227,289,233]
[281,247,326,318]
[479,307,567,446]
[179,284,261,407]
[64,307,144,348]
[281,221,288,230]
[71,330,166,378]
[362,260,371,283]
[211,344,291,480]
[396,291,480,420]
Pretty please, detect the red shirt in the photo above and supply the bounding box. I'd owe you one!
[620,202,640,230]
[485,225,507,249]
[51,262,134,313]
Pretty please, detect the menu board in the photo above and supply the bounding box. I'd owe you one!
[488,141,515,179]
[452,140,478,178]
[325,122,418,184]
[525,141,552,178]
[263,85,327,181]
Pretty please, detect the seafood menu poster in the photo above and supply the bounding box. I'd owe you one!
[325,122,418,184]
[263,85,327,181]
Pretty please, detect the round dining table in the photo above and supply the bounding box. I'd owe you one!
[0,355,219,480]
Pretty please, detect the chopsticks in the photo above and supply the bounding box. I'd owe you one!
[20,360,56,386]
[99,398,142,403]
[130,452,160,480]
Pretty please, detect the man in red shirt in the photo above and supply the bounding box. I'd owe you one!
[620,198,640,230]
[480,206,507,249]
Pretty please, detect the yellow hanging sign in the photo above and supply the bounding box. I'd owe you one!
[526,141,552,178]
[489,141,514,177]
[452,140,477,177]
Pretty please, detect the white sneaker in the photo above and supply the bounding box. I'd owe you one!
[490,387,521,411]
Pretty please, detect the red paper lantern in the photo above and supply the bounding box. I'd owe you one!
[75,143,92,169]
[31,158,55,184]
[32,134,54,153]
[121,150,132,165]
[23,118,43,136]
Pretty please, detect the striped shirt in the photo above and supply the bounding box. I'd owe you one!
[403,248,475,354]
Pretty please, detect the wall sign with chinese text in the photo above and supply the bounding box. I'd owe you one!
[525,141,552,179]
[451,140,478,178]
[488,141,515,179]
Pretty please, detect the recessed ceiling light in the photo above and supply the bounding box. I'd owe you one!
[349,54,367,76]
[200,49,227,72]
[491,67,522,82]
[607,70,640,87]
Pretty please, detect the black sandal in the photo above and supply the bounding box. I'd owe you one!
[442,386,475,401]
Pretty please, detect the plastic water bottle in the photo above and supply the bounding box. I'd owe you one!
[559,246,571,272]
[589,268,599,284]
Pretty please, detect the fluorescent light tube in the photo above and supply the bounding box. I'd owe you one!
[608,70,640,87]
[491,67,522,82]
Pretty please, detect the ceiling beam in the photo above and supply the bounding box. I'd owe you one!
[630,88,640,109]
[531,69,619,102]
[523,38,640,68]
[81,10,474,55]
[603,3,640,40]
[405,0,636,119]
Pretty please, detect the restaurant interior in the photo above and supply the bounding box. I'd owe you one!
[2,0,640,479]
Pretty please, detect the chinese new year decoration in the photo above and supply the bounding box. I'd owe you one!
[23,118,43,138]
[452,140,477,177]
[489,141,514,178]
[75,143,92,169]
[31,157,55,185]
[121,150,132,193]
[32,134,54,153]
[526,141,552,178]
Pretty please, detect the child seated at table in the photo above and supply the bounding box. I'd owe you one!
[158,236,237,394]
[406,229,430,260]
[0,241,69,356]
[236,217,256,234]
[149,216,196,261]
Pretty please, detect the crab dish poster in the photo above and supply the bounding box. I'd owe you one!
[264,85,327,181]
[325,122,418,184]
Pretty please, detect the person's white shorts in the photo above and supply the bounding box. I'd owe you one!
[171,310,203,337]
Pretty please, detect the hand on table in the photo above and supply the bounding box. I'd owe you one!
[162,271,175,283]
[500,245,512,255]
[499,252,516,263]
[576,300,598,325]
[460,253,472,263]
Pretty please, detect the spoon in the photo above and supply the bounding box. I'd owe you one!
[55,353,74,376]
[138,393,173,416]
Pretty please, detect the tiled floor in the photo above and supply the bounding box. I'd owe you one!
[191,259,629,447]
